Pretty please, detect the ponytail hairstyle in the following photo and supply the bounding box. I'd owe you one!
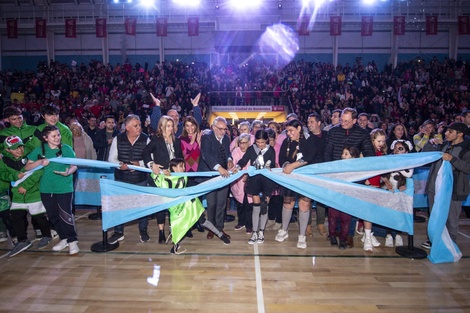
[39,125,62,159]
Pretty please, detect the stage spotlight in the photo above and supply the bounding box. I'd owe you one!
[363,0,376,5]
[229,0,262,10]
[278,2,282,9]
[140,0,154,7]
[173,0,201,7]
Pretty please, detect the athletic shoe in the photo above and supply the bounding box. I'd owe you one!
[245,227,253,234]
[52,239,69,251]
[338,241,347,250]
[234,224,245,231]
[421,240,432,249]
[272,223,282,231]
[8,241,32,257]
[0,232,8,243]
[363,234,373,252]
[275,229,289,242]
[395,234,404,247]
[297,235,307,249]
[108,232,124,244]
[37,236,52,249]
[385,234,394,247]
[219,233,231,245]
[257,231,265,244]
[248,232,258,245]
[139,230,150,243]
[69,241,80,255]
[361,232,381,247]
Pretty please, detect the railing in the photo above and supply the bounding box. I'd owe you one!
[207,90,288,107]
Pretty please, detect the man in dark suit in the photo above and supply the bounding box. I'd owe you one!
[198,116,233,239]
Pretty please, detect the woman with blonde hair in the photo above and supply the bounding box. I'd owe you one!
[143,115,183,243]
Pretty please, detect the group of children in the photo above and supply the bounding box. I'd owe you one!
[0,126,78,257]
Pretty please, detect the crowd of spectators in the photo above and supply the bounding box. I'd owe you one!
[0,56,469,140]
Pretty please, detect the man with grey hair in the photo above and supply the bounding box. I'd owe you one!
[197,116,234,240]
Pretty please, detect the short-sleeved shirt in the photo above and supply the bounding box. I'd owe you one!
[28,144,76,194]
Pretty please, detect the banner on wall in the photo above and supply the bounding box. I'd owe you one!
[188,17,199,37]
[125,17,137,36]
[96,18,107,38]
[393,16,406,36]
[426,16,438,35]
[35,19,47,38]
[156,18,168,36]
[361,16,373,36]
[65,19,76,38]
[7,19,18,39]
[298,15,310,36]
[458,16,470,35]
[330,16,342,36]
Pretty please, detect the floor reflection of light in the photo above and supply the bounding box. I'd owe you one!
[147,264,161,286]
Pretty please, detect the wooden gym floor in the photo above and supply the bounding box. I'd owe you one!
[0,208,469,313]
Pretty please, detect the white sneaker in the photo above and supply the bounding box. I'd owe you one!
[272,223,282,231]
[275,229,289,242]
[69,241,80,255]
[257,231,265,244]
[385,234,394,247]
[361,232,381,247]
[52,239,69,251]
[395,234,404,247]
[248,232,258,245]
[363,234,373,252]
[297,235,307,249]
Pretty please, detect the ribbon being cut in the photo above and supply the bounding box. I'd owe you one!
[43,152,460,264]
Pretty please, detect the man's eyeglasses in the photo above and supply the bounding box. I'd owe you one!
[214,125,228,132]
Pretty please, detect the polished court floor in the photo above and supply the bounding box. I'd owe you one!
[0,208,469,313]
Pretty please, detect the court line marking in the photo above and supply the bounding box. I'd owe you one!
[253,244,265,313]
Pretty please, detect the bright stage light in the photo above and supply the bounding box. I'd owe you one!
[173,0,201,7]
[302,0,328,8]
[363,0,376,5]
[139,0,155,7]
[229,0,262,10]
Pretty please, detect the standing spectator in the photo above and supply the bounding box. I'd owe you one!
[37,105,73,148]
[94,115,119,161]
[83,115,99,143]
[197,116,233,240]
[107,115,151,244]
[69,122,97,160]
[25,126,79,255]
[0,106,42,156]
[422,122,470,249]
[150,93,202,137]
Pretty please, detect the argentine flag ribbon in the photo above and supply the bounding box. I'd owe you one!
[44,152,460,263]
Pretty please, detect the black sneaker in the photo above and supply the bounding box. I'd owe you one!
[338,241,347,250]
[108,232,124,244]
[219,233,231,245]
[170,243,186,255]
[330,236,338,246]
[139,230,150,243]
[421,240,432,249]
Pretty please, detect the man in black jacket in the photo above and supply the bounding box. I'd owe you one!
[197,116,233,240]
[94,115,119,161]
